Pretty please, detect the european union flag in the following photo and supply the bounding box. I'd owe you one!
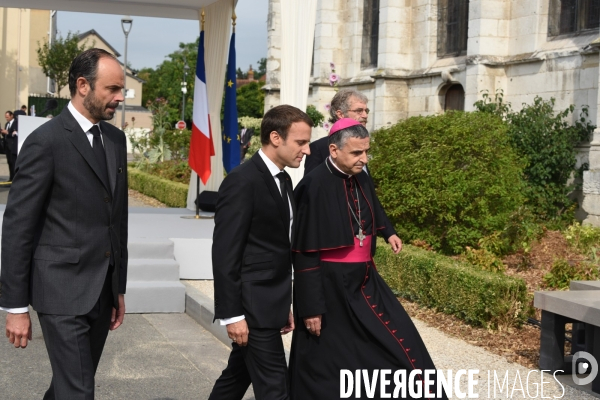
[222,32,240,173]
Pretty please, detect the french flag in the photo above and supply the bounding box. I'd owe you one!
[189,30,215,184]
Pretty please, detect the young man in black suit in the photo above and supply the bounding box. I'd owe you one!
[1,110,17,180]
[0,48,129,399]
[209,105,313,400]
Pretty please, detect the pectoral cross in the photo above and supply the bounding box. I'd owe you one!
[356,228,366,247]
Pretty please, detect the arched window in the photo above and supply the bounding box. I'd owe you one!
[361,0,380,69]
[438,0,469,57]
[444,84,465,111]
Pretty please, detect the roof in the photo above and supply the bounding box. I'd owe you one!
[78,29,121,57]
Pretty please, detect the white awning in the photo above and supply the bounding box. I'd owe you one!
[2,0,220,20]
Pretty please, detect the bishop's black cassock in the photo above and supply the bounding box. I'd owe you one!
[290,157,447,400]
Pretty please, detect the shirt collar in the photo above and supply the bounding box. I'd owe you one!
[258,148,284,177]
[67,102,101,134]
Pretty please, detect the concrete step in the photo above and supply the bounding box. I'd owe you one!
[128,238,174,260]
[127,259,180,281]
[125,281,186,313]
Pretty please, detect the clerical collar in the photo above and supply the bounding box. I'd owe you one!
[326,156,352,179]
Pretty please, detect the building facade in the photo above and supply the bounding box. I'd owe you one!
[0,8,54,115]
[265,0,600,224]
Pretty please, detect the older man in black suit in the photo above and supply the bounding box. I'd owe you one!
[209,105,313,400]
[0,48,129,399]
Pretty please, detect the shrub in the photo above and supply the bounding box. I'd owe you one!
[306,105,325,127]
[563,222,600,257]
[462,247,506,273]
[136,160,191,184]
[128,168,188,207]
[543,258,599,290]
[475,91,595,221]
[370,111,526,254]
[149,129,191,161]
[375,241,528,329]
[478,206,544,257]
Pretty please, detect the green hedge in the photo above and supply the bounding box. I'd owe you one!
[128,168,188,208]
[375,241,528,330]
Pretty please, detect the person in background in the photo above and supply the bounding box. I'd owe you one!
[304,89,369,174]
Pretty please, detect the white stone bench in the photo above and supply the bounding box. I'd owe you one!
[534,290,600,393]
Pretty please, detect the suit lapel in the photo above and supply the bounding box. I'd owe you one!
[251,153,289,238]
[62,108,111,193]
[100,122,117,195]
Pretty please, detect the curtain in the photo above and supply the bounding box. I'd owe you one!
[187,0,234,209]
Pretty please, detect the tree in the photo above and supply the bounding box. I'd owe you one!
[236,67,247,79]
[236,81,265,118]
[141,39,199,123]
[37,32,91,97]
[255,57,267,80]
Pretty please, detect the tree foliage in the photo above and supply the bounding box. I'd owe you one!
[141,39,199,123]
[236,81,265,118]
[370,111,526,254]
[474,91,595,221]
[37,32,92,97]
[255,57,267,80]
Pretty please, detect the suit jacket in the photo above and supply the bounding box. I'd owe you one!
[212,152,293,329]
[5,119,17,155]
[303,136,329,175]
[0,107,129,315]
[240,127,254,148]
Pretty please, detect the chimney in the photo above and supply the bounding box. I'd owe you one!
[247,65,254,81]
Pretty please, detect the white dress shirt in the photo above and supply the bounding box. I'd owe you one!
[220,149,293,326]
[0,102,102,315]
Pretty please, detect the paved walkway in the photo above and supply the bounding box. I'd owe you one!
[0,310,254,400]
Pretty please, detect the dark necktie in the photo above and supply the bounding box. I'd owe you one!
[276,171,292,232]
[89,125,109,187]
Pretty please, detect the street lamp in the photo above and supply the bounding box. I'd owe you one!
[120,16,133,129]
[181,58,190,122]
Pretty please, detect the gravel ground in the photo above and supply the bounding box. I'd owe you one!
[184,279,597,399]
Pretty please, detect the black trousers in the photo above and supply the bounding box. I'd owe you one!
[38,269,113,400]
[208,328,290,400]
[5,151,15,180]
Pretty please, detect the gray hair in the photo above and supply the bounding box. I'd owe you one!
[328,89,368,123]
[328,124,369,149]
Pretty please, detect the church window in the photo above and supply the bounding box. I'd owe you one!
[361,0,380,69]
[549,0,600,36]
[437,0,469,57]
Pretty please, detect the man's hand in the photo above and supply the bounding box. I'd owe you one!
[110,294,125,331]
[388,235,402,254]
[303,315,322,336]
[227,319,249,346]
[280,311,295,335]
[5,312,32,348]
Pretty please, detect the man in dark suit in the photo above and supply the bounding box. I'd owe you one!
[239,125,254,162]
[304,89,369,174]
[209,105,313,400]
[1,111,17,180]
[0,48,129,399]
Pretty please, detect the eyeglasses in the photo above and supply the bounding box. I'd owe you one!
[348,108,370,115]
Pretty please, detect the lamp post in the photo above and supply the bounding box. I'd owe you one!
[181,58,190,122]
[120,16,133,129]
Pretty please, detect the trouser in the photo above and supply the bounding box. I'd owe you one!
[208,327,290,400]
[38,268,114,400]
[5,151,15,180]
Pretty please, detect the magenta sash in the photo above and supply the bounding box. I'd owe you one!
[320,236,372,263]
